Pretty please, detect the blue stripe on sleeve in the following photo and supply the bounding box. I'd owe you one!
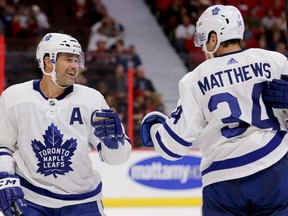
[163,123,193,147]
[156,132,182,159]
[201,130,286,176]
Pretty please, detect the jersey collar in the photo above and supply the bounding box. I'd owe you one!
[33,80,73,100]
[217,49,244,57]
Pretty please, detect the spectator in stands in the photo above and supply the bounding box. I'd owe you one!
[257,34,268,49]
[11,5,31,37]
[164,0,182,35]
[75,66,88,85]
[243,23,253,41]
[105,26,124,50]
[88,0,108,26]
[267,30,285,51]
[174,14,196,53]
[87,16,124,52]
[72,0,88,18]
[111,39,127,54]
[31,5,50,36]
[261,8,276,31]
[245,6,262,30]
[111,43,142,72]
[109,64,127,94]
[0,3,15,37]
[182,0,199,23]
[96,80,110,98]
[87,24,108,52]
[124,44,142,70]
[274,11,286,32]
[273,0,284,17]
[134,66,155,98]
[146,92,166,113]
[110,17,125,35]
[109,64,128,118]
[89,39,116,64]
[111,40,129,70]
[276,41,288,57]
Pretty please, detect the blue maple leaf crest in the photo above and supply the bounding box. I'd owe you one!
[212,7,220,15]
[44,33,52,41]
[32,123,77,178]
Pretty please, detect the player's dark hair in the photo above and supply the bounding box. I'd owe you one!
[208,31,241,47]
[221,39,241,47]
[43,53,49,68]
[207,31,216,42]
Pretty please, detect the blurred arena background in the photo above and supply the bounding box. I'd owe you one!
[0,0,286,215]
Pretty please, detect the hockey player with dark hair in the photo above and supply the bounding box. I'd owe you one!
[0,33,131,216]
[141,5,288,215]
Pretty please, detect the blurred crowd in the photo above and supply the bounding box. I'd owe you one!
[0,0,49,37]
[145,0,287,69]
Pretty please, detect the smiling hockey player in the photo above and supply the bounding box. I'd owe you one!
[0,33,131,216]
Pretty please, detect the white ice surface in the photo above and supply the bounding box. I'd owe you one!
[0,206,201,216]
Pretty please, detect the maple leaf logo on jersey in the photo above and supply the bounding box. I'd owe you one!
[32,123,77,178]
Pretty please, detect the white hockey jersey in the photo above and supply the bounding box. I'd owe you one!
[0,80,131,208]
[150,48,288,187]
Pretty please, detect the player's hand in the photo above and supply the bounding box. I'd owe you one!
[91,109,125,149]
[140,111,168,147]
[0,172,27,216]
[263,78,288,108]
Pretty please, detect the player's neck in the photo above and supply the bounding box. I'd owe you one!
[40,77,65,99]
[215,44,241,56]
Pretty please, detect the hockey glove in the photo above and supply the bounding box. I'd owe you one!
[140,111,168,147]
[263,78,288,108]
[91,109,125,149]
[0,172,27,216]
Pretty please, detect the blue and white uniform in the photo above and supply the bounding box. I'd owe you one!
[0,80,131,208]
[149,48,288,187]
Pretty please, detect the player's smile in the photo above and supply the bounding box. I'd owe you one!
[66,71,76,78]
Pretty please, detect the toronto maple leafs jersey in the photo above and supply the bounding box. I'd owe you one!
[150,48,288,187]
[0,80,131,208]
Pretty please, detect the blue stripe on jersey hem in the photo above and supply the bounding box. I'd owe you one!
[19,176,102,201]
[201,130,286,176]
[156,131,182,159]
[0,152,12,156]
[163,122,193,147]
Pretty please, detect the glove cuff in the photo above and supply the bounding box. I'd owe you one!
[0,173,21,190]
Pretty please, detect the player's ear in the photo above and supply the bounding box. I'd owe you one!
[43,56,53,72]
[209,32,217,44]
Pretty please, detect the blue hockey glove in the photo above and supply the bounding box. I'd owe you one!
[140,111,168,147]
[0,172,27,216]
[91,109,125,149]
[263,78,288,108]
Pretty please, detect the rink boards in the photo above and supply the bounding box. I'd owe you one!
[90,150,203,207]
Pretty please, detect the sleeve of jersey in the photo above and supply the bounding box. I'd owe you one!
[150,78,205,161]
[98,130,132,165]
[280,58,288,79]
[0,94,17,174]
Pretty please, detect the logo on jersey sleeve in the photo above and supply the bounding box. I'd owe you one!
[32,123,77,178]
